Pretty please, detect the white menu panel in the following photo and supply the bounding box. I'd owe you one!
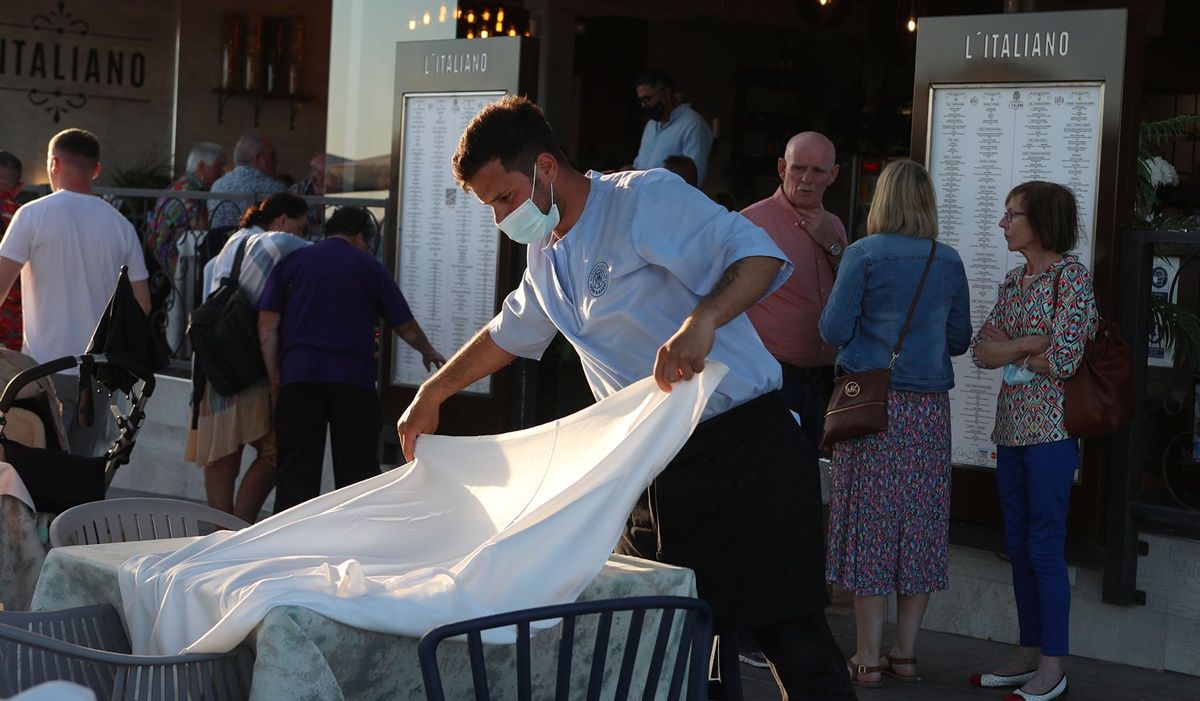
[393,91,506,394]
[927,82,1102,468]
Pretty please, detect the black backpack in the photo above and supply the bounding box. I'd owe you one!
[187,237,266,398]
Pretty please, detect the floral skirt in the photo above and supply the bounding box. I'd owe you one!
[825,389,951,596]
[184,379,275,466]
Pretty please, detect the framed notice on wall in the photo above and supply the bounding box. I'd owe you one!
[392,90,506,394]
[926,82,1103,469]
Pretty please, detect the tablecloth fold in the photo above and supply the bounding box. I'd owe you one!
[119,364,726,654]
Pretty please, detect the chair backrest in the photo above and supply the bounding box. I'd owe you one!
[0,622,254,700]
[418,596,712,701]
[0,605,130,654]
[49,497,250,548]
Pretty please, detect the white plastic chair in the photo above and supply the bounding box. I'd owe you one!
[49,497,250,548]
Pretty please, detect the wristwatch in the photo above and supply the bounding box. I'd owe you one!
[827,241,843,256]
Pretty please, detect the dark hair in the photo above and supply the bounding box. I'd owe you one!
[634,69,673,90]
[1006,181,1079,254]
[662,154,698,187]
[0,151,21,175]
[49,128,100,165]
[452,95,565,189]
[324,206,376,243]
[239,192,308,229]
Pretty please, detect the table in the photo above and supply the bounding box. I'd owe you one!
[33,539,697,700]
[1,494,47,611]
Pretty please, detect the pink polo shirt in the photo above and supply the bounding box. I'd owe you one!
[742,187,846,369]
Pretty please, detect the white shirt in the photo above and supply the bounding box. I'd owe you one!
[0,190,148,366]
[489,170,790,419]
[632,103,714,186]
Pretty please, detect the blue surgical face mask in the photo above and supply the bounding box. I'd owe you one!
[497,164,560,244]
[1003,360,1037,386]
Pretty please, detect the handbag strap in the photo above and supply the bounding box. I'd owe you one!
[890,239,938,368]
[227,236,250,284]
[1050,260,1088,319]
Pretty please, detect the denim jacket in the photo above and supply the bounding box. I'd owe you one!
[818,233,972,392]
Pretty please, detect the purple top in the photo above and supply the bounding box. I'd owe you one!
[259,238,414,389]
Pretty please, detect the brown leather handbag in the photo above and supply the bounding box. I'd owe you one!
[1052,264,1134,438]
[819,240,937,452]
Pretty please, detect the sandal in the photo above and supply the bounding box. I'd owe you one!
[880,655,920,682]
[847,661,883,688]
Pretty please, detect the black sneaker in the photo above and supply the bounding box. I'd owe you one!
[738,651,770,669]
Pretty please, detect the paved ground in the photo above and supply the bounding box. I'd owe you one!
[737,608,1199,700]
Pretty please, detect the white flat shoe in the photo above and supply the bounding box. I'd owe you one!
[1005,675,1068,701]
[969,670,1036,687]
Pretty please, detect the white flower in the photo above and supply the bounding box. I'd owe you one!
[1147,156,1179,189]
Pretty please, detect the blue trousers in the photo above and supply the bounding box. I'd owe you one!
[996,439,1077,657]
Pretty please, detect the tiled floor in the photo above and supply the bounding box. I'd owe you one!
[738,608,1199,700]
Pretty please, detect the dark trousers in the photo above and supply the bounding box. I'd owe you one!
[716,615,854,701]
[778,363,834,454]
[273,382,382,514]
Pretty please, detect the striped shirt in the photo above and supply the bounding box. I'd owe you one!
[202,226,310,304]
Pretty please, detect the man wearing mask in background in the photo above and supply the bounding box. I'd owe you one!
[630,70,713,188]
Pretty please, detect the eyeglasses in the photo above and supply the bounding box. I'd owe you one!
[1002,209,1027,223]
[637,87,664,105]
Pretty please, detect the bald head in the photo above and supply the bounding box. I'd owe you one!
[778,131,838,210]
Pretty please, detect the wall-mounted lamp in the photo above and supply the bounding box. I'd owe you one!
[423,11,431,25]
[819,0,830,6]
[408,17,416,30]
[906,16,917,32]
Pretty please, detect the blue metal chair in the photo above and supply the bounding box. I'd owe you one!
[418,596,712,701]
[0,608,254,700]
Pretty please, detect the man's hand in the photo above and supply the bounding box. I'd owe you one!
[397,392,442,463]
[422,351,446,371]
[653,315,715,392]
[796,206,841,253]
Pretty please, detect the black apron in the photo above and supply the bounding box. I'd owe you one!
[617,391,829,631]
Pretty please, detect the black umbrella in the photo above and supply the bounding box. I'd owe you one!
[85,265,171,394]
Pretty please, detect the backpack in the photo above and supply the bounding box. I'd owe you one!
[187,237,266,397]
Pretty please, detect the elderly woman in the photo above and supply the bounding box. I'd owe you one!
[969,181,1097,701]
[185,192,310,523]
[819,160,971,687]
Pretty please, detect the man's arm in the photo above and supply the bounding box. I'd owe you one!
[653,255,784,391]
[0,257,22,304]
[131,279,151,314]
[397,328,517,462]
[257,310,281,397]
[392,319,446,371]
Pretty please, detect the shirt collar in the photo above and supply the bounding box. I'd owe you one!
[1002,253,1079,288]
[769,186,799,219]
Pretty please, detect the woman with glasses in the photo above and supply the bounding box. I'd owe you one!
[969,181,1098,701]
[819,160,971,688]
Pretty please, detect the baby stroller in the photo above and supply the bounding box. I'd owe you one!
[0,352,156,514]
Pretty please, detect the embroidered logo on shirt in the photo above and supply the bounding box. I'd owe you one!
[587,261,610,297]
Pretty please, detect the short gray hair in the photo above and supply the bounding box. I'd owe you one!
[186,142,225,173]
[233,135,269,165]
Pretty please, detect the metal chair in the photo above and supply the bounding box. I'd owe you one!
[0,620,254,700]
[49,497,250,548]
[0,605,130,654]
[418,596,712,701]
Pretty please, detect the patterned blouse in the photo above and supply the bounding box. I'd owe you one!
[145,173,205,277]
[970,255,1098,447]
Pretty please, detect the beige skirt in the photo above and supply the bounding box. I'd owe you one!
[184,379,275,466]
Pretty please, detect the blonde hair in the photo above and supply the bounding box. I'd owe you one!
[865,160,939,240]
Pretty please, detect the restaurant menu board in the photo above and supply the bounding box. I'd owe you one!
[927,83,1102,468]
[393,91,506,394]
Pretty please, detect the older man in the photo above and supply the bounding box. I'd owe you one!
[743,131,847,453]
[208,135,286,230]
[631,70,713,187]
[145,142,227,275]
[0,129,150,454]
